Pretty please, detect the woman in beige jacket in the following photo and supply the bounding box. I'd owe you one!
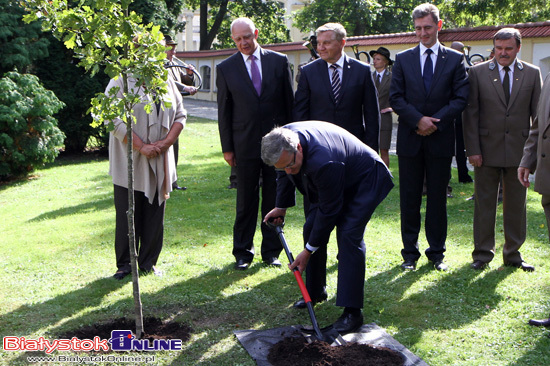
[106,75,186,280]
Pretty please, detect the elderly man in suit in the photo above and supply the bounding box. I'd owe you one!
[262,121,393,334]
[293,22,379,151]
[217,17,294,270]
[370,46,394,167]
[390,3,469,271]
[519,72,550,326]
[464,28,542,271]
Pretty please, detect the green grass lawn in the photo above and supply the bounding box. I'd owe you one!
[1,116,550,365]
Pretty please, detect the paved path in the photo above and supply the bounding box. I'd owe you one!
[184,99,219,121]
[184,98,399,156]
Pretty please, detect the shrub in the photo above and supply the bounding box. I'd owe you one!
[0,71,65,180]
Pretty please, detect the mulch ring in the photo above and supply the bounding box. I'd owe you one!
[58,317,192,353]
[267,336,404,366]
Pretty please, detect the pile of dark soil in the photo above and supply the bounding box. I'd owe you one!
[267,337,404,366]
[59,317,192,353]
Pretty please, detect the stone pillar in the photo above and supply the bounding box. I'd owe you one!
[185,13,195,51]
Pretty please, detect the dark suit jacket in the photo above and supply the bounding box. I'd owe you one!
[275,121,393,248]
[293,56,380,151]
[389,45,469,157]
[217,48,294,162]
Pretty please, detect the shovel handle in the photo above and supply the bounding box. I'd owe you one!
[268,217,324,341]
[293,269,312,303]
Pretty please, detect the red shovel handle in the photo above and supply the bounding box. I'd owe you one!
[293,270,312,303]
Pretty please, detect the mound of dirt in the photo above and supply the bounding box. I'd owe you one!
[58,317,192,353]
[267,336,404,366]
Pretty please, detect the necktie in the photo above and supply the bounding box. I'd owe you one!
[249,55,261,95]
[378,73,382,84]
[423,49,433,93]
[503,66,510,105]
[331,64,341,102]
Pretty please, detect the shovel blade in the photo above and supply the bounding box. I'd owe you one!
[301,325,346,346]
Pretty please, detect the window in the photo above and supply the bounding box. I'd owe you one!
[200,66,211,91]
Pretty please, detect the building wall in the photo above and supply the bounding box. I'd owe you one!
[178,36,550,102]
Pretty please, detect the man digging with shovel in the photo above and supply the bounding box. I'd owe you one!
[262,121,394,334]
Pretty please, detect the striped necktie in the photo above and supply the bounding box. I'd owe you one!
[331,64,341,102]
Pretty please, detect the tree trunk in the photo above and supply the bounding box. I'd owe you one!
[199,0,229,50]
[122,43,144,340]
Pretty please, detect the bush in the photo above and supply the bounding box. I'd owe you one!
[34,36,110,153]
[0,71,65,180]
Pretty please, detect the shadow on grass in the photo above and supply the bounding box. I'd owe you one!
[365,263,513,347]
[0,277,126,338]
[27,194,113,223]
[508,329,550,366]
[5,262,337,366]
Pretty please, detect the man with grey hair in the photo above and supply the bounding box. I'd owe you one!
[262,121,393,334]
[293,22,379,150]
[217,17,294,270]
[291,21,379,311]
[390,3,469,272]
[463,27,542,271]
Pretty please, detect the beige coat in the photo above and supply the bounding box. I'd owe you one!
[520,72,550,195]
[463,59,542,167]
[106,76,187,205]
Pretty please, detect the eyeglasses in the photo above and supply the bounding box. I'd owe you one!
[275,151,296,171]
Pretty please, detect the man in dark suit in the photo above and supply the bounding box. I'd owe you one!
[290,22,379,310]
[293,22,380,151]
[389,3,469,271]
[262,121,393,334]
[450,41,473,184]
[217,17,294,270]
[464,28,542,271]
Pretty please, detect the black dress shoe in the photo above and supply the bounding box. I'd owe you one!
[263,257,282,267]
[529,318,550,327]
[332,311,363,334]
[459,175,473,183]
[234,259,251,270]
[433,260,449,271]
[293,293,328,309]
[172,183,187,190]
[113,271,130,280]
[505,261,535,272]
[470,260,487,270]
[401,260,416,271]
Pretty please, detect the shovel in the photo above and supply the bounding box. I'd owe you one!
[267,218,346,346]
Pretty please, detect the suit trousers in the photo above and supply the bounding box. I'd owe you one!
[472,166,526,264]
[304,162,393,309]
[233,159,281,262]
[542,194,550,243]
[398,152,451,262]
[454,116,470,181]
[114,184,165,272]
